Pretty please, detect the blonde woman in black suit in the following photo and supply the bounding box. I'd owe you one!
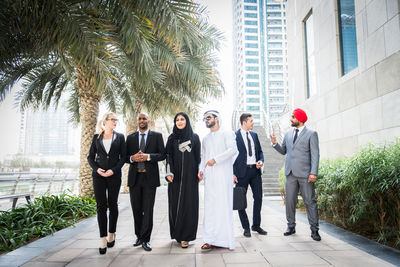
[87,112,126,254]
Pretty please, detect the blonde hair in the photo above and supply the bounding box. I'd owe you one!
[97,112,116,138]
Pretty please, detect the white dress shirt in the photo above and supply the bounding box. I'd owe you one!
[240,128,257,165]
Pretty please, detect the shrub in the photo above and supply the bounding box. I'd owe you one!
[0,192,96,252]
[278,139,400,248]
[317,140,400,248]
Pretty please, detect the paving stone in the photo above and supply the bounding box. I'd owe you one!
[196,254,225,267]
[261,251,329,266]
[314,250,397,267]
[141,254,195,267]
[222,252,266,264]
[21,262,66,267]
[109,254,142,266]
[65,257,114,267]
[46,248,85,262]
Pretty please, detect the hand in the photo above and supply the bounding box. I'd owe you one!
[198,171,203,182]
[308,174,317,183]
[205,159,216,167]
[256,161,263,169]
[270,133,277,144]
[104,169,114,177]
[97,168,106,176]
[166,175,173,183]
[131,153,140,162]
[233,175,238,184]
[140,154,149,161]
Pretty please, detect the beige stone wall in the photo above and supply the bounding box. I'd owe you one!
[285,0,400,159]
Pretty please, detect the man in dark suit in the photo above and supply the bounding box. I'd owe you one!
[126,112,166,251]
[233,113,267,237]
[271,108,321,241]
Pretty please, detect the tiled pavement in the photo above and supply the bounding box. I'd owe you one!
[0,186,399,267]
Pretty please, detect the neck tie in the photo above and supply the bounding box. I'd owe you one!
[293,129,299,144]
[138,133,145,171]
[246,132,252,157]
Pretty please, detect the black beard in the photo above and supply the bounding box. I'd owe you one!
[291,121,299,127]
[139,124,148,130]
[206,121,216,128]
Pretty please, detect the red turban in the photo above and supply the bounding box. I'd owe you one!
[293,108,307,123]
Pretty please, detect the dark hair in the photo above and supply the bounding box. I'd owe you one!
[240,113,252,125]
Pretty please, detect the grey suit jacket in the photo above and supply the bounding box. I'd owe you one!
[273,127,320,178]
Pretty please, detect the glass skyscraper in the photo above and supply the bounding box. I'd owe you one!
[233,0,288,125]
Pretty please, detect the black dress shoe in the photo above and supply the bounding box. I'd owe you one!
[283,227,296,236]
[243,229,251,237]
[142,242,152,251]
[311,230,321,241]
[107,233,116,248]
[251,226,267,235]
[99,247,107,254]
[133,238,142,247]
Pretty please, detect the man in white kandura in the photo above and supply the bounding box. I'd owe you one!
[198,110,238,250]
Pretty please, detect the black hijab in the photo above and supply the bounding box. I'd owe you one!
[171,112,193,142]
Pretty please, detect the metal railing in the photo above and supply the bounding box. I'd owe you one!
[0,169,79,198]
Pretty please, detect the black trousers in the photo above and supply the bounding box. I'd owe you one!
[93,175,121,237]
[237,167,263,230]
[129,173,157,242]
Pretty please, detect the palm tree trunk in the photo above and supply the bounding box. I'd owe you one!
[77,68,100,197]
[122,101,142,193]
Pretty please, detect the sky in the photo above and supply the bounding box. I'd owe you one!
[0,0,233,160]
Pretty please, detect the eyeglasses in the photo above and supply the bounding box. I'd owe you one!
[203,116,214,121]
[107,118,118,122]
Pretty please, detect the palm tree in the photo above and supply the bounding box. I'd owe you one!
[0,0,223,197]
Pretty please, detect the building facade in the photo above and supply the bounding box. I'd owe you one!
[285,0,400,158]
[19,107,71,156]
[232,0,288,127]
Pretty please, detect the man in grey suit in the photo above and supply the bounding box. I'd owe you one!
[270,108,321,241]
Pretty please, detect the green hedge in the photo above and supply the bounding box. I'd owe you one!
[0,192,96,252]
[279,139,400,248]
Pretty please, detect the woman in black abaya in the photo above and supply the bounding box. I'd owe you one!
[165,112,201,248]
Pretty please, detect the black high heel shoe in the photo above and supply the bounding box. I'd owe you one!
[107,234,115,248]
[99,247,107,254]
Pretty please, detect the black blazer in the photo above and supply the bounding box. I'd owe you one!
[126,130,166,187]
[87,131,127,178]
[233,129,264,178]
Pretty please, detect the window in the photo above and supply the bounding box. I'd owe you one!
[246,90,259,95]
[245,28,258,33]
[253,114,260,119]
[245,20,258,26]
[244,5,257,11]
[304,11,317,98]
[246,82,259,87]
[269,73,283,79]
[245,50,259,56]
[245,35,258,41]
[247,98,260,103]
[245,0,257,3]
[246,74,259,79]
[245,13,257,18]
[247,106,260,111]
[246,66,259,71]
[246,58,259,64]
[245,43,258,48]
[338,0,358,75]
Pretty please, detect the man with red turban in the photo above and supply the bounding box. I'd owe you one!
[270,108,321,241]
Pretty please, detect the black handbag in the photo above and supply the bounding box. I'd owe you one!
[233,186,247,210]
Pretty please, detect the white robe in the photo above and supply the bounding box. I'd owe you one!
[200,129,238,249]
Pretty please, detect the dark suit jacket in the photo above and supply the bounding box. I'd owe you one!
[233,129,264,178]
[126,130,166,187]
[87,131,126,178]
